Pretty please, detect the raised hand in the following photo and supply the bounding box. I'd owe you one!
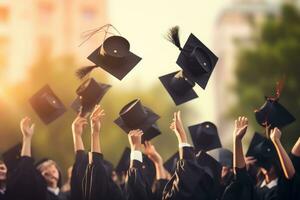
[90,105,105,134]
[270,127,281,142]
[20,117,35,139]
[128,129,143,151]
[170,111,187,143]
[144,141,163,164]
[234,116,248,141]
[72,114,88,137]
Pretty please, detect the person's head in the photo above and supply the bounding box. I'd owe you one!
[36,160,61,188]
[0,161,7,182]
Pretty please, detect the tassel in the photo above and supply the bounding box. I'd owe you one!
[76,66,98,79]
[275,76,285,99]
[165,26,182,50]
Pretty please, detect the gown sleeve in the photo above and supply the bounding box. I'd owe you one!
[5,156,47,200]
[162,147,212,200]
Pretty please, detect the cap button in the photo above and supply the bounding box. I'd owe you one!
[113,49,118,53]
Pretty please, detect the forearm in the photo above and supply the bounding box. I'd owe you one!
[73,134,84,152]
[155,162,167,180]
[292,137,300,157]
[91,132,101,153]
[273,138,295,179]
[21,136,32,157]
[234,138,246,172]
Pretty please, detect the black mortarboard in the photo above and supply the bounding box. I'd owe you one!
[255,98,295,129]
[115,147,131,174]
[85,35,142,80]
[159,70,198,105]
[207,148,233,168]
[196,151,222,181]
[2,143,22,172]
[141,123,161,143]
[189,121,222,152]
[163,152,179,174]
[29,85,67,124]
[165,26,217,89]
[246,132,278,170]
[71,78,111,116]
[114,99,160,139]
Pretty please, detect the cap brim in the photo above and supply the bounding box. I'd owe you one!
[29,85,67,124]
[188,123,222,152]
[176,34,218,89]
[142,124,161,142]
[163,152,179,174]
[159,71,198,106]
[87,46,142,80]
[246,132,265,157]
[207,148,233,168]
[114,107,160,133]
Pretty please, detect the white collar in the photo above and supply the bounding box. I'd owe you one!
[47,187,60,196]
[260,178,278,189]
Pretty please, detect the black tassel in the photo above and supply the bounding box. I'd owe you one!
[76,65,98,79]
[165,26,182,50]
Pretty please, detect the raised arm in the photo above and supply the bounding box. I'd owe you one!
[90,105,105,154]
[270,127,295,179]
[291,137,300,157]
[71,113,88,152]
[233,116,248,173]
[20,117,35,157]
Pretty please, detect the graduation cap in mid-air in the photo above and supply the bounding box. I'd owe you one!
[29,85,67,124]
[114,99,161,142]
[189,121,222,152]
[255,80,295,129]
[166,26,218,89]
[71,78,111,117]
[207,148,233,168]
[2,143,22,172]
[76,24,142,80]
[159,70,198,105]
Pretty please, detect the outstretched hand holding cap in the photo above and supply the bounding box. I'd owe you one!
[128,129,143,151]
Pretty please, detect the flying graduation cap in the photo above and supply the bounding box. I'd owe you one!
[71,78,111,117]
[254,80,295,129]
[114,99,161,142]
[29,85,67,124]
[159,70,198,105]
[189,121,222,152]
[166,26,218,89]
[76,24,142,80]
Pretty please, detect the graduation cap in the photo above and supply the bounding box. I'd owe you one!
[207,148,233,168]
[196,151,222,182]
[2,143,22,172]
[255,98,295,129]
[29,85,67,124]
[71,78,111,116]
[189,121,222,152]
[166,26,218,89]
[163,152,179,174]
[114,99,161,141]
[246,132,279,170]
[76,25,142,80]
[159,70,198,105]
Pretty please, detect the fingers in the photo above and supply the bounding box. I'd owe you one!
[236,116,248,127]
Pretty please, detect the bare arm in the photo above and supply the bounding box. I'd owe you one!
[20,117,35,157]
[90,105,105,154]
[291,137,300,157]
[271,128,295,179]
[71,114,88,152]
[233,116,248,173]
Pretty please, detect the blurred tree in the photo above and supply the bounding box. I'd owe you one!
[232,4,300,149]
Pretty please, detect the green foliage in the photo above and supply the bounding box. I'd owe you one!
[232,4,300,149]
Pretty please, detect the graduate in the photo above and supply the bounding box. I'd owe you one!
[70,105,124,200]
[144,141,171,200]
[5,117,67,200]
[222,116,300,200]
[162,111,219,200]
[0,161,7,200]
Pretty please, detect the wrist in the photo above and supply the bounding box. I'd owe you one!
[131,144,142,151]
[91,131,100,135]
[23,135,32,142]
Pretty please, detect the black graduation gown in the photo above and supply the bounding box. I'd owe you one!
[71,151,124,200]
[162,147,215,200]
[290,153,300,173]
[5,156,47,200]
[152,179,169,200]
[0,192,6,200]
[125,159,154,200]
[46,191,70,200]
